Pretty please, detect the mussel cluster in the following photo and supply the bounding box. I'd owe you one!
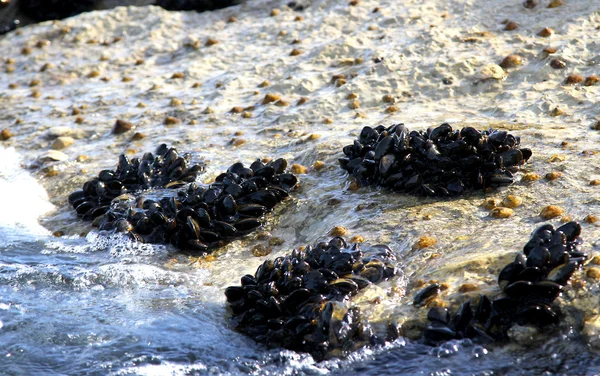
[225,237,397,360]
[339,123,532,196]
[68,144,204,221]
[69,145,298,253]
[423,221,586,344]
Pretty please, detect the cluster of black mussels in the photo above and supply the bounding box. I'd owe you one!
[423,222,586,344]
[339,123,532,196]
[68,144,204,221]
[225,237,398,360]
[68,145,298,253]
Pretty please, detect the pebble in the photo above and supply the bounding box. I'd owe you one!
[386,105,400,113]
[521,172,540,182]
[523,0,537,8]
[458,283,478,292]
[291,164,308,174]
[329,226,348,236]
[47,126,85,139]
[323,118,333,124]
[504,21,518,31]
[584,75,599,86]
[0,129,13,141]
[482,198,501,210]
[242,111,252,118]
[548,154,566,162]
[543,46,558,54]
[565,75,584,84]
[274,99,290,107]
[413,236,437,250]
[205,38,219,47]
[586,267,600,280]
[51,136,74,150]
[164,117,181,125]
[490,207,514,218]
[348,100,360,109]
[262,93,280,104]
[40,63,53,72]
[230,106,244,113]
[171,72,184,79]
[297,97,309,105]
[313,160,325,171]
[348,181,360,191]
[258,80,270,88]
[75,117,84,124]
[382,94,395,103]
[40,150,68,162]
[476,64,508,81]
[268,237,284,246]
[538,27,554,37]
[584,215,599,224]
[500,54,523,69]
[547,0,563,7]
[252,244,272,257]
[501,195,522,208]
[170,98,182,106]
[590,180,600,186]
[290,49,302,56]
[550,58,566,69]
[591,255,600,265]
[545,171,562,180]
[270,8,280,16]
[112,119,133,134]
[45,166,59,177]
[540,205,564,219]
[350,235,365,243]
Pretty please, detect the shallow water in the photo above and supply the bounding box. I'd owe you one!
[2,0,600,374]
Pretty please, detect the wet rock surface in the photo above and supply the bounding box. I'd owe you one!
[69,145,298,253]
[340,123,532,197]
[423,221,586,345]
[225,236,397,360]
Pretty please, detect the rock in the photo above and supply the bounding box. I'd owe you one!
[51,136,75,150]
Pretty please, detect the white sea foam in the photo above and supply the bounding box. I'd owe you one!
[0,147,54,245]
